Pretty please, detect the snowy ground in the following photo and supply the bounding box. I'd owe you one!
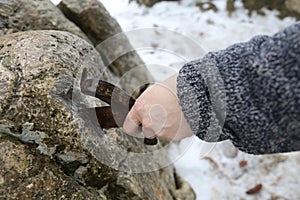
[52,0,300,199]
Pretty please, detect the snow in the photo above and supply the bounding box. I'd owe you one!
[51,0,300,199]
[50,0,61,5]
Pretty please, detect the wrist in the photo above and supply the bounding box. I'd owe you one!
[160,74,178,95]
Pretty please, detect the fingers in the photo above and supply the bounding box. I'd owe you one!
[124,107,191,141]
[124,100,157,139]
[123,79,193,142]
[123,107,142,135]
[142,127,156,139]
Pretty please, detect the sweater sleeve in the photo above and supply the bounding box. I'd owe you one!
[177,22,300,154]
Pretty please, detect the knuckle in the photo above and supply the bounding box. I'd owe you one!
[142,118,152,129]
[142,124,152,131]
[123,117,139,135]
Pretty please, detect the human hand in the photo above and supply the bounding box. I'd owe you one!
[123,74,193,141]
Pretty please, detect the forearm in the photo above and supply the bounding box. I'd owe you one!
[177,22,300,154]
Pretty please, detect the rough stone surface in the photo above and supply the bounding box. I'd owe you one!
[0,138,101,199]
[0,0,154,97]
[285,0,300,13]
[0,30,195,199]
[58,0,122,44]
[58,0,154,96]
[0,0,90,42]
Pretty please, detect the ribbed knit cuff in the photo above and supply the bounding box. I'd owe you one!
[177,60,212,140]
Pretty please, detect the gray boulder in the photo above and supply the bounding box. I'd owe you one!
[0,30,195,199]
[0,0,89,41]
[0,0,154,96]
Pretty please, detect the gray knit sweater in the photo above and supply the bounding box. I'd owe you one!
[177,22,300,154]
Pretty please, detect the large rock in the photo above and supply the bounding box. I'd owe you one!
[0,30,195,199]
[0,0,89,41]
[58,0,123,44]
[0,0,154,96]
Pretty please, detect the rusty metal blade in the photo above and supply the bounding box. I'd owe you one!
[81,79,135,109]
[82,107,118,129]
[83,106,158,145]
[81,79,158,145]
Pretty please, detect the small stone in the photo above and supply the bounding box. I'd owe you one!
[239,160,248,167]
[0,175,4,185]
[285,0,300,13]
[26,183,34,189]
